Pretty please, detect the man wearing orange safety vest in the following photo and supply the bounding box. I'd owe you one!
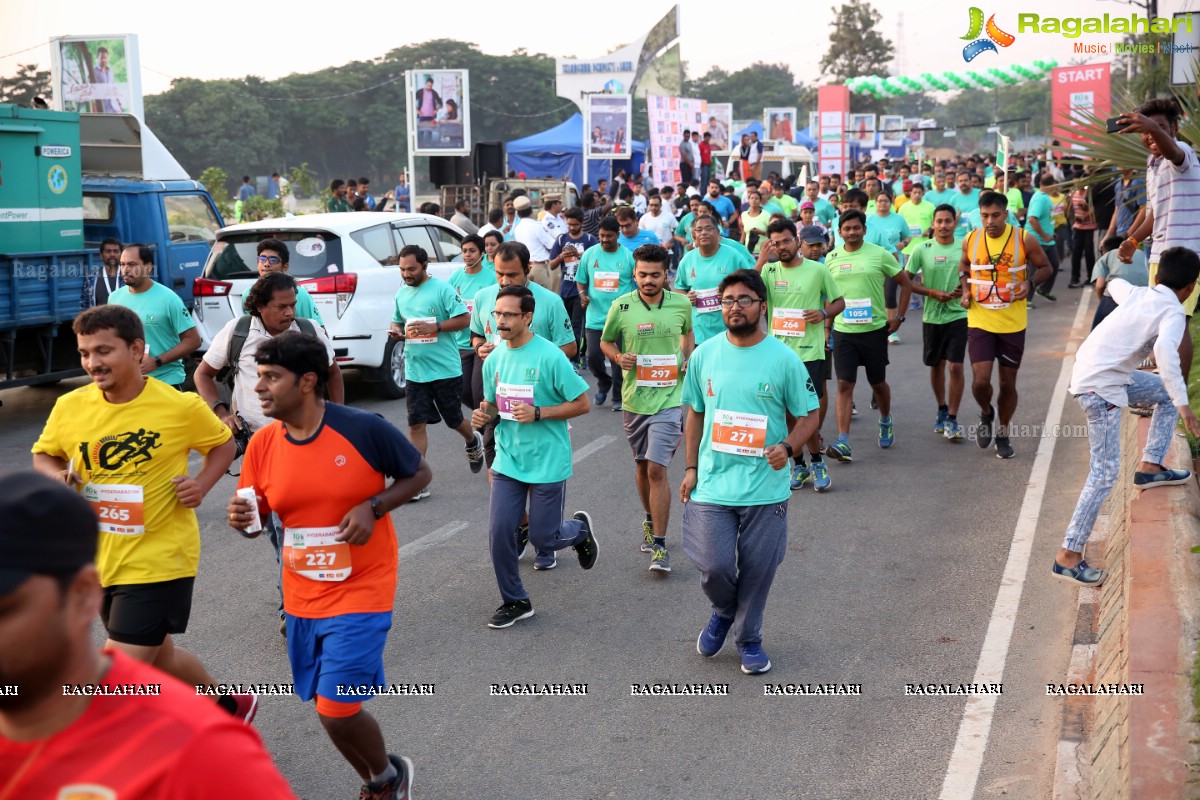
[957,190,1052,460]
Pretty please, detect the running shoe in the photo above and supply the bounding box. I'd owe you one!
[943,419,966,441]
[995,436,1015,459]
[737,642,772,675]
[649,545,671,573]
[612,402,622,412]
[230,693,258,724]
[466,430,485,473]
[1068,281,1082,289]
[359,754,414,800]
[811,461,831,492]
[487,600,534,629]
[1051,560,1105,587]
[533,551,557,570]
[410,488,431,502]
[1133,467,1192,488]
[934,409,948,434]
[977,408,995,449]
[516,523,529,560]
[640,520,655,553]
[825,441,853,462]
[594,390,607,406]
[887,332,900,345]
[278,616,287,637]
[790,463,810,490]
[572,511,598,569]
[1036,288,1057,302]
[869,395,878,410]
[878,418,894,449]
[697,612,734,657]
[851,401,858,417]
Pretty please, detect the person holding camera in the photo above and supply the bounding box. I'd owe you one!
[195,271,343,634]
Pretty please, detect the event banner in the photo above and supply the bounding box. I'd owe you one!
[763,108,797,143]
[878,115,905,147]
[706,103,733,155]
[647,95,709,187]
[1050,63,1111,146]
[586,95,632,158]
[407,70,471,156]
[817,85,850,178]
[50,34,143,118]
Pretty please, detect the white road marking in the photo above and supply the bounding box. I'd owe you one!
[399,520,469,560]
[939,292,1094,799]
[573,434,617,464]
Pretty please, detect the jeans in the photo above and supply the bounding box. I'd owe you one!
[265,512,284,617]
[1071,228,1096,284]
[563,295,585,359]
[1037,241,1062,294]
[681,500,789,645]
[1062,371,1178,553]
[585,328,622,397]
[460,348,483,410]
[488,473,587,603]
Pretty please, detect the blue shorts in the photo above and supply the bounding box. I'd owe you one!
[285,611,392,703]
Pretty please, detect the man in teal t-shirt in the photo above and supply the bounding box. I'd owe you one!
[1025,173,1062,295]
[950,172,982,241]
[254,238,324,326]
[108,244,199,387]
[824,210,913,462]
[805,181,838,229]
[448,234,497,410]
[601,244,693,573]
[388,244,483,489]
[473,284,597,629]
[760,219,845,494]
[924,172,957,209]
[673,195,704,249]
[577,217,636,410]
[905,206,969,441]
[680,266,818,676]
[675,213,755,345]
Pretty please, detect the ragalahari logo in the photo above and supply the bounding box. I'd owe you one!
[961,7,1016,61]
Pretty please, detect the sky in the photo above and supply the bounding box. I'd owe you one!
[3,0,1198,99]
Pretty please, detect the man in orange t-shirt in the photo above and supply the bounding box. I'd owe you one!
[228,331,431,800]
[0,472,296,800]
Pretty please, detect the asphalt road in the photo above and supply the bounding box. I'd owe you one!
[0,289,1100,800]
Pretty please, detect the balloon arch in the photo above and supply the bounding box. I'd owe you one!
[845,60,1059,98]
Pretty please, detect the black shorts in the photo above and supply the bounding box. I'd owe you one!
[101,577,195,646]
[802,359,826,399]
[885,276,901,310]
[922,318,968,367]
[407,376,466,428]
[833,327,889,385]
[967,327,1026,369]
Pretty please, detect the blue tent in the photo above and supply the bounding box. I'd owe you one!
[507,113,645,189]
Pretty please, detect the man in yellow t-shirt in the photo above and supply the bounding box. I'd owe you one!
[31,305,250,720]
[958,191,1053,460]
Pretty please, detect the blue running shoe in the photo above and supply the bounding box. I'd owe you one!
[1051,559,1105,586]
[879,418,894,449]
[790,463,810,490]
[737,642,772,674]
[934,409,948,434]
[825,441,852,462]
[943,419,965,442]
[697,612,733,657]
[811,461,831,492]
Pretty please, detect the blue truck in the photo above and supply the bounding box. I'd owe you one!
[0,105,224,396]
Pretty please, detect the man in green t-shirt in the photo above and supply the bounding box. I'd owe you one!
[898,184,935,256]
[472,285,597,629]
[388,245,484,495]
[771,184,799,220]
[108,244,199,389]
[758,219,845,493]
[326,179,352,213]
[675,213,754,346]
[824,210,913,462]
[906,205,968,440]
[448,234,497,410]
[577,217,636,411]
[600,244,693,573]
[679,267,819,675]
[1005,171,1029,225]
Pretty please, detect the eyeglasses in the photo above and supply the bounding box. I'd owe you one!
[257,255,283,265]
[719,297,763,308]
[491,310,529,320]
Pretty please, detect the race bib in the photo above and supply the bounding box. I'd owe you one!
[594,271,620,292]
[84,483,145,535]
[770,308,807,337]
[842,297,873,325]
[636,354,679,387]
[710,409,769,457]
[496,382,535,421]
[283,527,351,582]
[909,226,923,237]
[694,287,721,314]
[406,316,437,344]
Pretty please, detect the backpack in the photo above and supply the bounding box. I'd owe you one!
[217,315,318,390]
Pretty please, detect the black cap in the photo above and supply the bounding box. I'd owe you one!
[799,226,828,244]
[0,472,98,596]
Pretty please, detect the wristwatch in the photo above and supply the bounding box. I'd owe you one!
[154,356,163,367]
[897,316,906,323]
[369,496,385,519]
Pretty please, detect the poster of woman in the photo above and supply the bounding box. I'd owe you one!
[763,107,797,143]
[407,70,471,156]
[586,95,632,158]
[879,115,906,147]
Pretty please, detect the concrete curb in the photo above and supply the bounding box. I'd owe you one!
[1053,419,1200,799]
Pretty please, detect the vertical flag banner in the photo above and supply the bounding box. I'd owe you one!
[996,133,1012,172]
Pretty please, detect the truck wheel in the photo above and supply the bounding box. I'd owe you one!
[377,337,407,399]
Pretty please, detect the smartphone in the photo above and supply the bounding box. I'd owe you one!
[1105,116,1129,134]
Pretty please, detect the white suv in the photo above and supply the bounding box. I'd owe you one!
[192,212,464,398]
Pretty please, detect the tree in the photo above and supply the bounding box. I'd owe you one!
[686,63,813,121]
[820,0,895,114]
[0,64,52,106]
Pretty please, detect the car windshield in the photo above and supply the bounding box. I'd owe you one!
[203,231,344,280]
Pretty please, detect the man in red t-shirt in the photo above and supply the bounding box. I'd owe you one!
[0,472,296,800]
[699,132,714,188]
[228,331,431,800]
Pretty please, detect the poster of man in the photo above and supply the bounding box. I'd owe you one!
[407,70,471,156]
[705,103,732,154]
[51,35,143,117]
[586,94,632,158]
[879,115,906,147]
[764,108,796,143]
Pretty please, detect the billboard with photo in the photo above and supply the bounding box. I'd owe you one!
[878,115,906,147]
[705,103,733,154]
[586,95,632,158]
[763,108,797,143]
[407,70,471,156]
[849,113,876,147]
[647,95,709,187]
[50,34,143,118]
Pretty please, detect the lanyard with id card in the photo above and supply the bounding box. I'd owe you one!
[284,527,352,581]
